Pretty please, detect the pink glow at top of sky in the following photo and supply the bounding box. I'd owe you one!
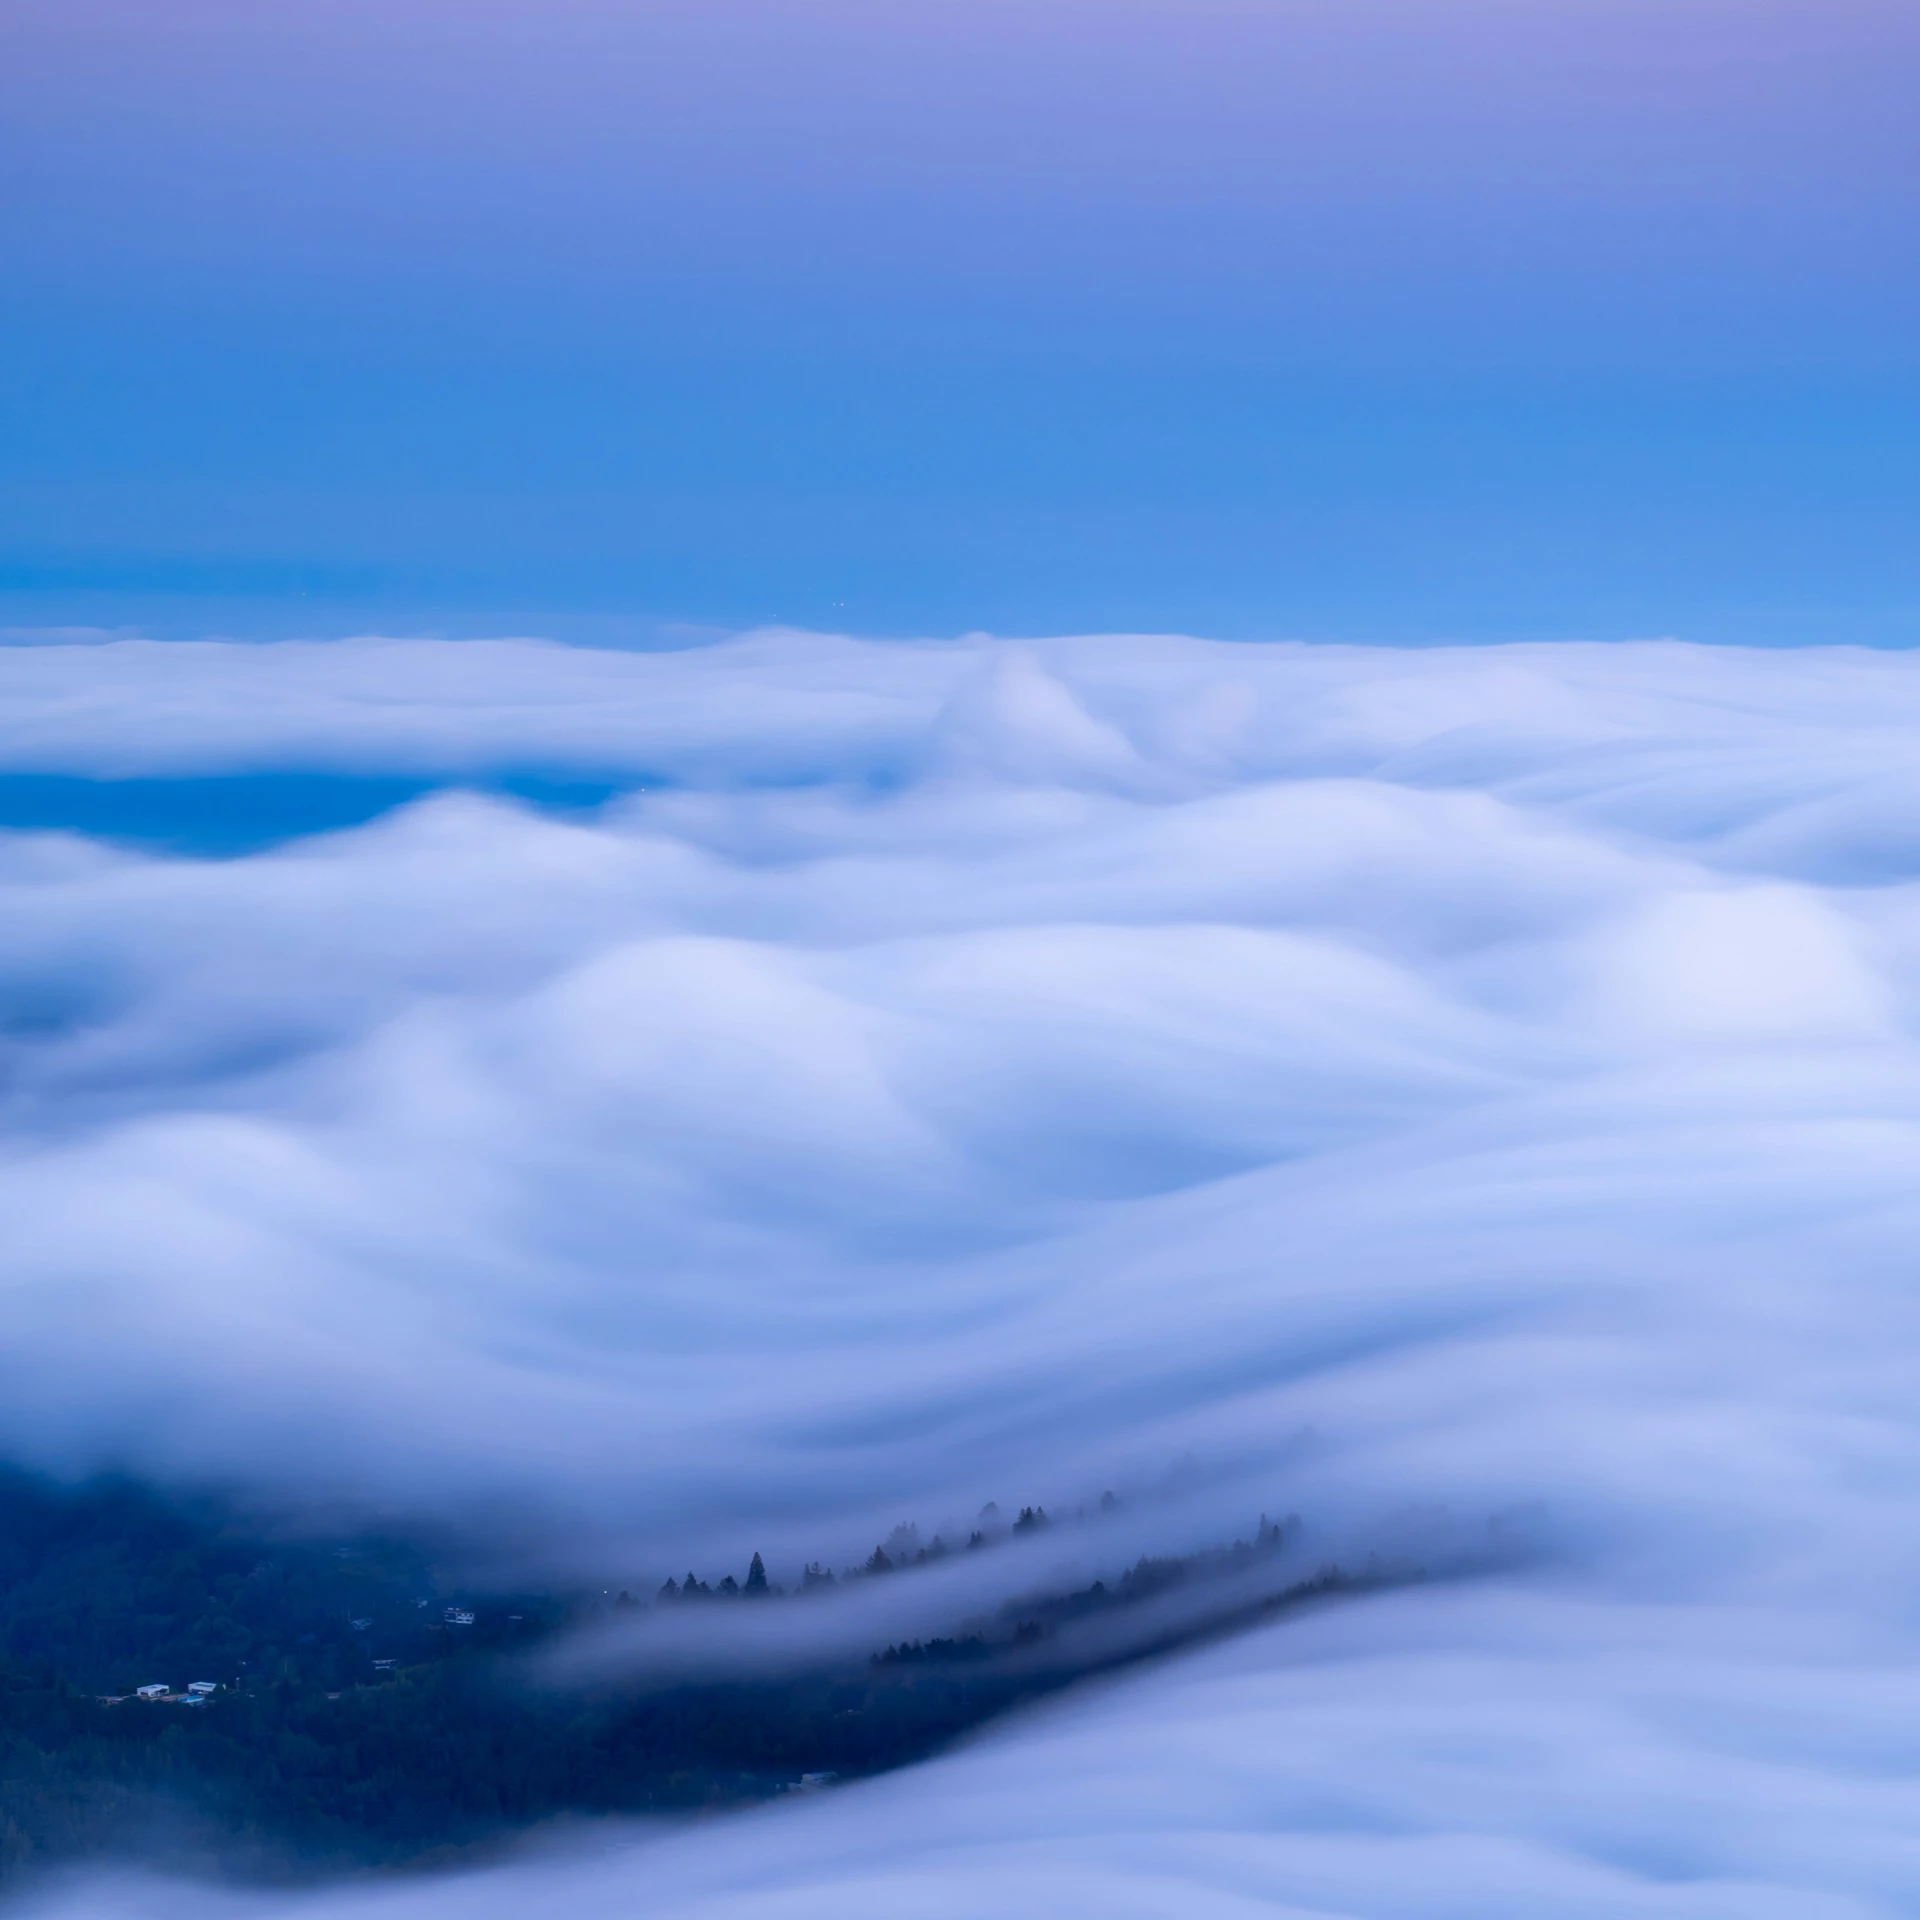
[6,0,1916,366]
[3,0,1916,642]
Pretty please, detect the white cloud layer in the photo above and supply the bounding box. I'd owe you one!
[9,630,1920,1912]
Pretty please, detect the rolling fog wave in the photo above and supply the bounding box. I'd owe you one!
[7,630,1920,1911]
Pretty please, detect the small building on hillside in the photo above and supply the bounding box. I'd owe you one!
[135,1684,169,1699]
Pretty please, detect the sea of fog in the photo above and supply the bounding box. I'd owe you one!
[7,629,1920,1914]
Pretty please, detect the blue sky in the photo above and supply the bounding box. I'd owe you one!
[4,0,1917,643]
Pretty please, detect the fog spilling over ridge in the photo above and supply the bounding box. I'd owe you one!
[9,629,1920,1913]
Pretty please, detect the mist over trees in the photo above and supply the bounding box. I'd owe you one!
[0,1467,1333,1884]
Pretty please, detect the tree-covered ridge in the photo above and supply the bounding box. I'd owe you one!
[0,1468,528,1700]
[662,1501,1057,1600]
[0,1468,1345,1885]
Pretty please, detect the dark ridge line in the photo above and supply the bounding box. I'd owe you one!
[0,1465,1414,1888]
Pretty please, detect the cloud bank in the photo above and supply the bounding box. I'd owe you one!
[8,629,1920,1911]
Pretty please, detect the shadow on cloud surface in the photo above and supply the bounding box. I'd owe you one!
[7,630,1920,1913]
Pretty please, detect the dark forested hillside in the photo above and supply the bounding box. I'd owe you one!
[0,1468,1337,1885]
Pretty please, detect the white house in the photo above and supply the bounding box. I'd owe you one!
[135,1684,169,1699]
